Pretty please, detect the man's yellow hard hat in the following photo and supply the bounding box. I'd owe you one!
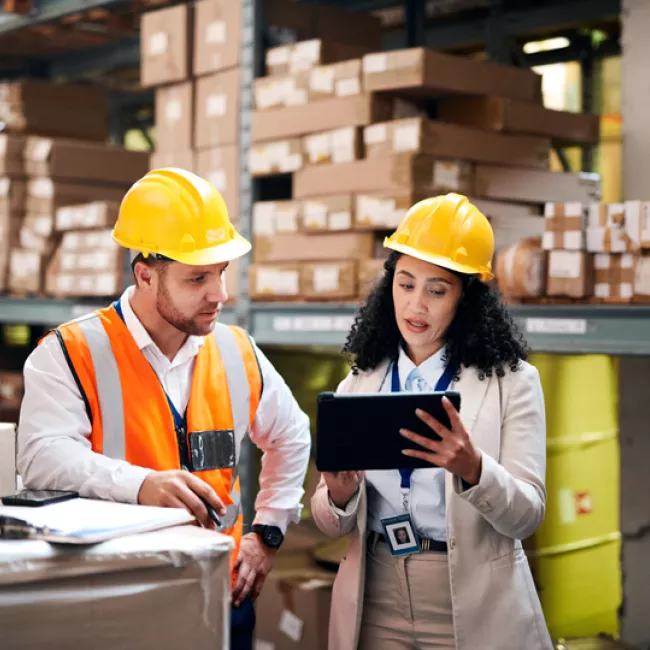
[112,167,251,266]
[384,193,494,282]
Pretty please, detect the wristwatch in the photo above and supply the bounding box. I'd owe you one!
[252,524,284,550]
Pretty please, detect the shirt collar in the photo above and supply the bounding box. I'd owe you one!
[397,344,447,390]
[119,286,205,357]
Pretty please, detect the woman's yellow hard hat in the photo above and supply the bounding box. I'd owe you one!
[112,167,251,266]
[384,193,494,281]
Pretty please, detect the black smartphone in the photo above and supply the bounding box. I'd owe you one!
[1,489,80,507]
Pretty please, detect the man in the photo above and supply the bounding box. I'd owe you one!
[17,168,311,650]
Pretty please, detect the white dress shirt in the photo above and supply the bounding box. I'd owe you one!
[365,345,450,541]
[17,286,311,533]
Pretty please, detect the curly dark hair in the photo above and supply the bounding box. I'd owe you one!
[343,251,529,380]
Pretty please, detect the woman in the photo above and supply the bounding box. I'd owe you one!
[311,194,553,650]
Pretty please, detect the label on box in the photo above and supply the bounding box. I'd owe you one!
[286,88,308,106]
[206,20,226,44]
[364,124,387,145]
[634,259,650,295]
[208,169,226,192]
[31,138,52,161]
[544,203,555,218]
[165,99,182,123]
[206,93,227,117]
[330,211,352,231]
[564,202,583,218]
[305,133,330,158]
[56,275,74,292]
[255,81,279,110]
[61,253,76,271]
[594,254,610,270]
[393,122,420,153]
[595,283,610,298]
[253,203,275,236]
[280,153,303,172]
[249,147,271,175]
[363,53,388,73]
[148,32,168,56]
[276,206,299,232]
[356,195,383,226]
[564,230,583,251]
[267,46,290,66]
[291,39,320,71]
[310,67,334,94]
[549,251,581,279]
[63,233,80,250]
[621,283,633,299]
[336,77,361,97]
[31,215,52,237]
[622,254,634,269]
[304,201,328,229]
[0,178,9,197]
[29,178,53,199]
[433,162,460,191]
[96,274,118,296]
[541,231,555,251]
[254,642,275,650]
[257,269,299,296]
[313,266,340,293]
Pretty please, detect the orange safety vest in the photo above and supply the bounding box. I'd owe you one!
[46,303,262,575]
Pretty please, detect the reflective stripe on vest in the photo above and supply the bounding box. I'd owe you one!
[75,314,250,527]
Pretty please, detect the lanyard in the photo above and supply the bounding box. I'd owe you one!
[392,359,455,512]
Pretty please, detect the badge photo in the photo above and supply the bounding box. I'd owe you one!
[380,514,421,557]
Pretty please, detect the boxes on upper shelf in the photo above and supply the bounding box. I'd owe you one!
[252,94,393,142]
[363,118,550,169]
[254,73,310,111]
[253,201,303,237]
[362,48,542,104]
[586,202,640,253]
[0,134,26,176]
[302,195,354,232]
[0,179,26,215]
[266,39,370,77]
[140,3,193,87]
[194,69,240,150]
[546,250,594,298]
[155,82,194,153]
[436,96,600,146]
[293,155,473,198]
[195,145,239,221]
[302,127,363,166]
[25,179,125,215]
[8,248,45,295]
[193,0,241,77]
[309,59,363,102]
[355,190,427,231]
[55,201,119,232]
[249,139,303,177]
[542,202,586,251]
[594,254,634,302]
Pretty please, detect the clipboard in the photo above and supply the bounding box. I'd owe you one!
[315,390,461,473]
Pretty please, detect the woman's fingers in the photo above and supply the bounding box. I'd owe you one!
[400,428,443,453]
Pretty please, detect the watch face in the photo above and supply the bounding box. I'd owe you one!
[264,527,284,548]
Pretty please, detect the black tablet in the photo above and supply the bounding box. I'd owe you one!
[315,390,461,472]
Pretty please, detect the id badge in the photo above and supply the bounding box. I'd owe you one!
[188,429,235,472]
[380,514,421,557]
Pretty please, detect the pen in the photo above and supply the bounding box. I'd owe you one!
[199,495,223,529]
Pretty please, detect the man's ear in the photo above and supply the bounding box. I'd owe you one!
[133,260,155,289]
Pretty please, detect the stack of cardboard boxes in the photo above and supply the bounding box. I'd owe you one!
[248,40,601,302]
[0,90,149,296]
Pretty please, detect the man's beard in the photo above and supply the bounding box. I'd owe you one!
[156,281,217,336]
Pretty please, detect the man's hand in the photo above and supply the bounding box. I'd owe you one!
[232,532,277,607]
[137,470,227,530]
[323,471,362,510]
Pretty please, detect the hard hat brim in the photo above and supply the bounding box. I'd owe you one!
[384,240,494,282]
[117,231,252,267]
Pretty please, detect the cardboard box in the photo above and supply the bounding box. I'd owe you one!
[0,81,108,142]
[254,232,375,263]
[0,178,26,214]
[586,202,637,253]
[542,202,586,251]
[546,250,593,298]
[8,248,44,294]
[0,213,22,291]
[0,423,16,497]
[45,229,126,298]
[625,200,650,249]
[436,96,600,146]
[193,0,240,76]
[0,372,24,411]
[309,59,362,101]
[252,94,393,142]
[150,150,195,173]
[475,165,601,204]
[25,179,126,215]
[140,4,192,87]
[312,3,381,49]
[303,126,362,166]
[363,117,549,169]
[302,195,354,232]
[495,237,546,299]
[254,566,334,650]
[24,138,149,186]
[362,48,542,104]
[254,73,310,111]
[194,69,239,149]
[250,139,303,176]
[155,82,193,153]
[479,203,544,252]
[355,190,428,230]
[634,254,650,302]
[195,145,239,220]
[250,263,301,300]
[294,155,473,198]
[594,253,634,302]
[0,134,26,176]
[0,526,231,650]
[254,200,302,236]
[266,39,369,77]
[55,201,119,232]
[302,260,357,300]
[358,258,386,297]
[19,213,55,254]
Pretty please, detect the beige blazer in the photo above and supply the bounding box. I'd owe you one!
[311,359,554,650]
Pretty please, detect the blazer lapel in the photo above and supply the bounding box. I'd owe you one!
[454,365,491,437]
